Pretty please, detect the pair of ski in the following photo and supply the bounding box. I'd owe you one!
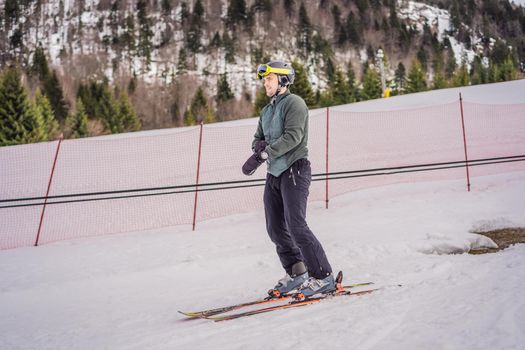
[179,272,378,322]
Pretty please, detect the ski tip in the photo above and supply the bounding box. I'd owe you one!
[178,311,200,317]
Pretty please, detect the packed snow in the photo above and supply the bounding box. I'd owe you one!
[1,167,525,349]
[2,75,525,348]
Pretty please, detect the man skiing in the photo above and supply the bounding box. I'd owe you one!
[242,61,335,298]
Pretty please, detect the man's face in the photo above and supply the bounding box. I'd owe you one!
[263,73,279,97]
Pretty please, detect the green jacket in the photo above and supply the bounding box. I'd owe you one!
[252,91,309,177]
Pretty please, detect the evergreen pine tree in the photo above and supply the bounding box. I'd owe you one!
[9,27,23,50]
[347,64,359,102]
[432,50,446,79]
[204,105,215,124]
[137,0,153,62]
[314,89,322,106]
[27,100,47,143]
[186,0,204,53]
[394,62,406,95]
[355,0,369,14]
[43,70,69,122]
[222,31,236,63]
[297,2,312,58]
[283,0,295,17]
[405,60,427,93]
[170,100,181,125]
[332,5,345,46]
[0,68,46,146]
[122,15,136,52]
[210,32,222,48]
[30,48,69,122]
[109,1,121,46]
[128,74,137,94]
[360,66,382,100]
[445,48,456,79]
[35,90,59,140]
[177,47,188,74]
[432,71,448,90]
[490,40,510,65]
[325,57,336,84]
[216,74,234,103]
[432,57,448,90]
[451,63,470,87]
[77,81,114,120]
[289,59,316,107]
[118,91,141,131]
[345,11,361,46]
[470,57,489,85]
[489,63,501,83]
[161,0,172,15]
[66,99,89,138]
[190,87,209,123]
[97,84,120,133]
[329,66,351,105]
[77,80,116,129]
[180,1,190,27]
[4,0,21,26]
[499,55,516,81]
[312,33,332,61]
[317,90,334,107]
[417,47,428,70]
[76,82,96,118]
[226,0,247,31]
[389,0,399,30]
[30,46,50,80]
[184,108,195,126]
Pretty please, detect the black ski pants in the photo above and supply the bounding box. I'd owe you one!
[264,158,332,279]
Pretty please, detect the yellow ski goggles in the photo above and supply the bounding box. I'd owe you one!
[256,64,292,79]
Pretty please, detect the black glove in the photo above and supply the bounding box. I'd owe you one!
[253,140,267,154]
[242,150,268,176]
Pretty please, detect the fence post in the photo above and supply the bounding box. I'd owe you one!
[459,93,471,192]
[34,134,63,246]
[325,107,330,209]
[192,122,204,231]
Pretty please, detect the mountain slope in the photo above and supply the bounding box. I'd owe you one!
[1,0,524,132]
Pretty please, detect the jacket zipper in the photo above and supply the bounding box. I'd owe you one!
[290,167,297,186]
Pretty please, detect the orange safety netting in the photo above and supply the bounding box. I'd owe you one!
[1,101,524,249]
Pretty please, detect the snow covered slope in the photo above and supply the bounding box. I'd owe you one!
[1,169,524,349]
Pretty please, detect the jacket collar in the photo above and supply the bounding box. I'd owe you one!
[271,90,291,105]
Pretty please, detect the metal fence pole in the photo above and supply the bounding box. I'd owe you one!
[34,134,63,246]
[459,93,471,192]
[192,122,204,231]
[325,107,330,209]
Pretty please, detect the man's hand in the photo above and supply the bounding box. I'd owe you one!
[242,150,268,176]
[253,140,267,154]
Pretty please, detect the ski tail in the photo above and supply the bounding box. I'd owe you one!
[335,270,344,292]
